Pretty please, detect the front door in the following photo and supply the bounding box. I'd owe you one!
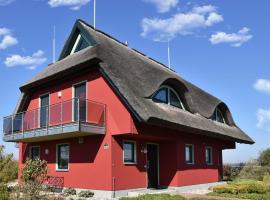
[40,94,49,128]
[74,82,86,122]
[147,144,159,188]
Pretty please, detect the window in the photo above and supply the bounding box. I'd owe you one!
[40,94,49,128]
[211,108,225,124]
[153,86,185,110]
[185,144,194,164]
[205,146,213,165]
[73,82,87,122]
[123,141,136,164]
[56,144,69,171]
[29,146,40,160]
[70,34,90,55]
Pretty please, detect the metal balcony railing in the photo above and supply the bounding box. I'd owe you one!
[3,98,106,136]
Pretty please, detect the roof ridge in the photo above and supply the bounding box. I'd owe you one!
[78,19,177,74]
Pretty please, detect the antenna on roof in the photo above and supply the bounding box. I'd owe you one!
[167,39,171,69]
[93,0,96,29]
[53,25,56,63]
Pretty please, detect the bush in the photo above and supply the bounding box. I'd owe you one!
[22,159,48,182]
[223,164,242,181]
[78,190,94,198]
[63,188,76,196]
[0,145,18,183]
[238,160,270,181]
[0,184,10,200]
[263,175,270,183]
[258,148,270,166]
[21,159,48,199]
[213,181,268,195]
[120,194,185,200]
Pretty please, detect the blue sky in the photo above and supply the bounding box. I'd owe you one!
[0,0,270,163]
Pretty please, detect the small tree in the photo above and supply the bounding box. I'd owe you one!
[0,145,18,183]
[21,159,48,199]
[258,148,270,166]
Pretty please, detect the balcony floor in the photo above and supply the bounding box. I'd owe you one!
[3,122,105,142]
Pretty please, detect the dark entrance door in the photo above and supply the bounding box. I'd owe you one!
[147,144,159,188]
[40,94,49,128]
[74,82,86,122]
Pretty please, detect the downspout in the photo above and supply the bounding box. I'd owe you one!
[111,136,116,198]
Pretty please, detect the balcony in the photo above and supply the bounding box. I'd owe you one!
[3,98,106,142]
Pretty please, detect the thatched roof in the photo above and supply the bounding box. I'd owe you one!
[16,19,254,144]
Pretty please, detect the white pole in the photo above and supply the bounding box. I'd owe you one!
[167,40,171,69]
[94,0,96,29]
[53,26,56,63]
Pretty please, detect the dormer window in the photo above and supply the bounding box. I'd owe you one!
[70,34,90,55]
[153,86,185,110]
[211,108,226,124]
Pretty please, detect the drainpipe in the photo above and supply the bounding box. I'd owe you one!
[111,137,116,198]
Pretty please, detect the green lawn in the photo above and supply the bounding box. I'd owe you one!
[209,192,270,200]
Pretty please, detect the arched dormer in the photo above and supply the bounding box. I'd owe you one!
[152,85,186,110]
[211,108,226,124]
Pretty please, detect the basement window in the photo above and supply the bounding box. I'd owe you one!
[205,146,213,165]
[29,146,40,160]
[56,144,70,171]
[123,141,136,164]
[153,85,185,110]
[185,144,194,164]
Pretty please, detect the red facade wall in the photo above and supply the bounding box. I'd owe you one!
[19,68,235,191]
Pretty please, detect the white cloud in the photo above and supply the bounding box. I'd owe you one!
[143,0,178,13]
[4,50,47,70]
[141,4,223,42]
[0,0,15,6]
[254,79,270,94]
[0,27,10,35]
[256,108,270,131]
[209,27,253,47]
[48,0,90,10]
[0,27,18,49]
[0,35,18,49]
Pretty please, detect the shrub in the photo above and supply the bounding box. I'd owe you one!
[263,175,270,183]
[120,194,185,200]
[213,181,268,195]
[78,190,94,198]
[0,184,10,200]
[258,148,270,166]
[63,188,76,196]
[0,145,18,183]
[223,164,242,181]
[21,159,48,199]
[238,160,270,181]
[22,159,48,182]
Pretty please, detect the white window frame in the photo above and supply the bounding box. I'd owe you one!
[56,143,70,171]
[212,108,226,124]
[29,145,40,160]
[123,140,137,165]
[70,34,82,55]
[153,85,186,110]
[205,146,213,165]
[185,144,195,165]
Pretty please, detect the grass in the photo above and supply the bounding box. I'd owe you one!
[209,192,270,200]
[120,194,236,200]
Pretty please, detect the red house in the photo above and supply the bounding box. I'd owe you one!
[3,19,254,198]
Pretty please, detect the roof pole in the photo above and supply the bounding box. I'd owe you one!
[94,0,96,29]
[53,26,56,63]
[167,39,171,69]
